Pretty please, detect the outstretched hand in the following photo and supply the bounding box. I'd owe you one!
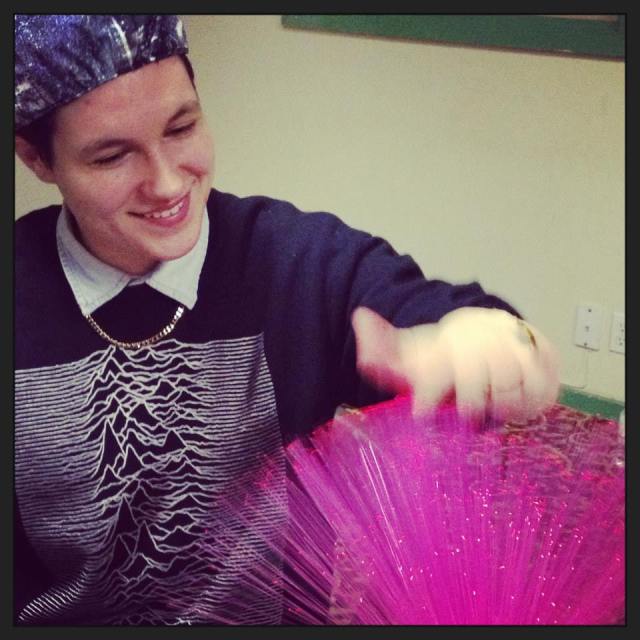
[351,306,559,423]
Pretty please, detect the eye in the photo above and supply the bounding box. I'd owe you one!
[167,121,196,136]
[92,151,126,166]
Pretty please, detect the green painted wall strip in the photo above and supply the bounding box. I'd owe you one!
[558,385,624,420]
[282,15,625,59]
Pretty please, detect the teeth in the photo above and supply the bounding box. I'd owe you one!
[142,202,182,219]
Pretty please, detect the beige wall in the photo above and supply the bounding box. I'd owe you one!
[15,15,625,402]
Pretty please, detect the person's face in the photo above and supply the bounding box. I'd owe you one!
[44,55,214,275]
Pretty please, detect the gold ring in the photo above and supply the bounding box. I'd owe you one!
[517,318,537,349]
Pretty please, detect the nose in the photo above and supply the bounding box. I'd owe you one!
[139,149,184,201]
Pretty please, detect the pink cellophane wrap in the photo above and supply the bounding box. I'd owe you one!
[208,397,625,625]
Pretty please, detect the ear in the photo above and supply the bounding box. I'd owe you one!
[15,135,56,184]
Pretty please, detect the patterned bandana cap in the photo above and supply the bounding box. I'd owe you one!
[15,15,188,130]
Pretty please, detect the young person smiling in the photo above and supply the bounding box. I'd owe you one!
[14,15,560,625]
[17,55,212,276]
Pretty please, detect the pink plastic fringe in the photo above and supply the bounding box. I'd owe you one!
[208,397,625,625]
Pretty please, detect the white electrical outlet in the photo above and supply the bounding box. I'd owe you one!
[573,304,603,350]
[609,311,625,354]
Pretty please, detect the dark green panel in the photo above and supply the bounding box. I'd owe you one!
[558,386,624,420]
[282,15,625,60]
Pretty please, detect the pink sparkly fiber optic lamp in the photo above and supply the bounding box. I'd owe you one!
[217,397,625,625]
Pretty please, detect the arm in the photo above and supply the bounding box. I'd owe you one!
[310,215,558,422]
[215,191,558,432]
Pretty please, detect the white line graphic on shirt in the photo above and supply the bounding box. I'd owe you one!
[15,335,286,625]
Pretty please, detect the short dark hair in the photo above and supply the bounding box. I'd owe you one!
[16,54,196,169]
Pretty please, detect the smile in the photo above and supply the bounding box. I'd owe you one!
[130,192,192,229]
[140,200,184,219]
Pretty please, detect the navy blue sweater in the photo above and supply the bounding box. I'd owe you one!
[15,189,519,624]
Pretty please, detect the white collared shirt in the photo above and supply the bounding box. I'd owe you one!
[56,205,209,315]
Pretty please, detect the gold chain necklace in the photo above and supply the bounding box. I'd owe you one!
[84,305,185,350]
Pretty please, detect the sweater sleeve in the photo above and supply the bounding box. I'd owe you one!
[221,193,521,435]
[306,213,522,410]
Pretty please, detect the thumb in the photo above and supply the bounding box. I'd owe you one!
[351,307,411,394]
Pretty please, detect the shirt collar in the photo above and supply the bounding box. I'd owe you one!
[56,205,209,316]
